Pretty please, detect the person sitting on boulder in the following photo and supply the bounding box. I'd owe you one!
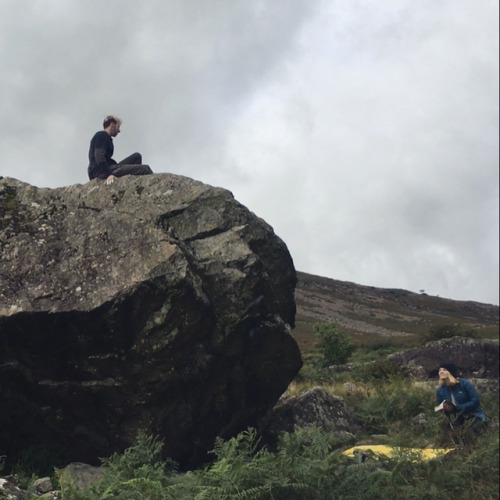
[435,362,489,430]
[87,115,153,185]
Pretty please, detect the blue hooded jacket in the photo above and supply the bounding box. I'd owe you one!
[436,378,488,420]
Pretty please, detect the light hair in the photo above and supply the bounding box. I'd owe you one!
[439,374,459,387]
[103,115,122,129]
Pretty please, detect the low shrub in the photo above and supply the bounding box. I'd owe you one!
[355,358,408,382]
[351,381,430,434]
[313,322,356,367]
[423,323,478,343]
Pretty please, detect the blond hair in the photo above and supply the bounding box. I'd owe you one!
[439,374,459,387]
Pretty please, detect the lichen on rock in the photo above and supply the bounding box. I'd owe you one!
[0,174,301,469]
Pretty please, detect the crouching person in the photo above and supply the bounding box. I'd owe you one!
[435,362,489,437]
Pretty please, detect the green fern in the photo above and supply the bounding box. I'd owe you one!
[57,385,498,500]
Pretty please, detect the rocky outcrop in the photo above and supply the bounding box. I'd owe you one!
[264,386,361,442]
[326,337,499,380]
[0,175,301,469]
[387,337,499,379]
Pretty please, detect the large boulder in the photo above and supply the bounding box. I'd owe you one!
[0,175,301,469]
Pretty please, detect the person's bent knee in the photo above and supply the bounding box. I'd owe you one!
[118,152,142,165]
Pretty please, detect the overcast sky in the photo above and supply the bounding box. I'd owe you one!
[1,0,498,305]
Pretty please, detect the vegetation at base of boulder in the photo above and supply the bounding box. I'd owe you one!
[313,322,356,367]
[57,432,177,499]
[56,422,499,500]
[5,376,498,499]
[4,320,497,499]
[11,446,62,490]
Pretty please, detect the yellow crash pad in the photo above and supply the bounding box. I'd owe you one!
[343,445,453,462]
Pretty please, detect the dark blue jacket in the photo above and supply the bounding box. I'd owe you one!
[436,378,488,420]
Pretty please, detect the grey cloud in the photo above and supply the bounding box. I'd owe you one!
[0,0,497,304]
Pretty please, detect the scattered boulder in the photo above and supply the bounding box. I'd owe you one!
[0,476,25,500]
[327,337,499,380]
[0,175,301,469]
[0,475,61,499]
[57,462,104,494]
[32,477,53,495]
[387,337,499,379]
[264,386,361,441]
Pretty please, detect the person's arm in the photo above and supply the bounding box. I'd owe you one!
[94,147,110,174]
[454,379,480,412]
[93,133,113,179]
[436,387,455,413]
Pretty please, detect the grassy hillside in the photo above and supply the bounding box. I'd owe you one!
[293,271,499,356]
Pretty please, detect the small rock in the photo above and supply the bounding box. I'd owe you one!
[33,477,53,495]
[0,476,25,499]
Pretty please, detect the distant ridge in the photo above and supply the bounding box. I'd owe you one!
[293,271,499,350]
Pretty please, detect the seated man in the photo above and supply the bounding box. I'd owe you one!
[88,115,153,184]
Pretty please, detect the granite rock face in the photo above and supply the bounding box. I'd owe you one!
[0,175,301,469]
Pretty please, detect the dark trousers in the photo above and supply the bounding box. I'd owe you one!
[109,153,153,177]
